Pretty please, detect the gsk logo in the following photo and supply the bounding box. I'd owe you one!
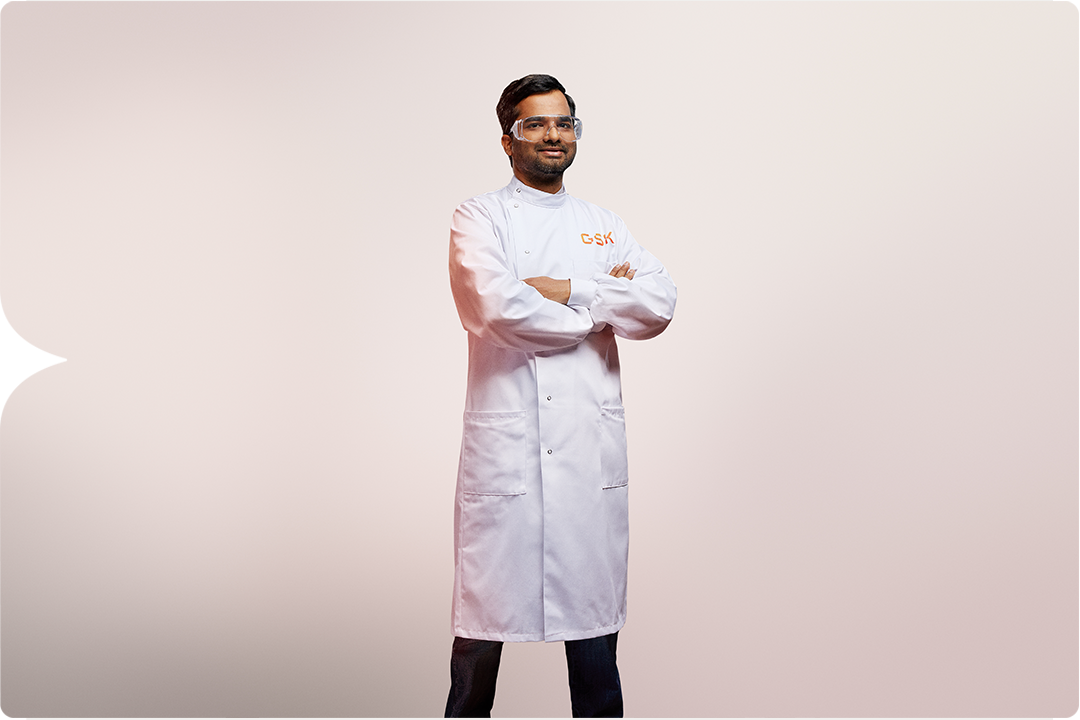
[581,232,614,246]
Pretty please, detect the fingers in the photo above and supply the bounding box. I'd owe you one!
[627,268,636,280]
[608,262,637,280]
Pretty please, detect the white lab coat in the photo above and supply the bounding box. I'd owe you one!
[448,176,676,642]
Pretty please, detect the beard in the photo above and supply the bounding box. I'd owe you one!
[519,143,576,176]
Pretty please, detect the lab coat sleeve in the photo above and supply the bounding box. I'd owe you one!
[449,201,601,352]
[567,218,677,341]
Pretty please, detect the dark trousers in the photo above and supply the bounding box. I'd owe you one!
[444,632,622,718]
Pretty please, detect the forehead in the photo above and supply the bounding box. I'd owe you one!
[515,90,571,120]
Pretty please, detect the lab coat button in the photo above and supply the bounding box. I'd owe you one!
[516,188,521,193]
[547,449,553,455]
[514,203,519,208]
[525,250,530,254]
[546,396,552,401]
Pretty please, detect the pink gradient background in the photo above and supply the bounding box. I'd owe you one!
[1,2,1076,717]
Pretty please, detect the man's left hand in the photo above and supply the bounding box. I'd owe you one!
[523,276,571,305]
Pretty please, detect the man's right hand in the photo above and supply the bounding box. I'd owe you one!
[609,262,636,280]
[523,276,571,304]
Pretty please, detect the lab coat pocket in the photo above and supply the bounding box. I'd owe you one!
[461,410,528,496]
[599,407,629,489]
[573,257,617,279]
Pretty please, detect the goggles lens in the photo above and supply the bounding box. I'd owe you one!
[511,115,583,143]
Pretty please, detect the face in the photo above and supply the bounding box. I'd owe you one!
[501,90,577,191]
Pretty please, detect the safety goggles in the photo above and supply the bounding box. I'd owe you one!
[510,115,583,143]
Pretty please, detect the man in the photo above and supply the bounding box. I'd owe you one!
[445,74,677,718]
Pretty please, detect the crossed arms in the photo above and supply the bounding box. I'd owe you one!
[522,262,636,305]
[449,201,676,353]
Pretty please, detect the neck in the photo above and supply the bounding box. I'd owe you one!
[513,168,563,194]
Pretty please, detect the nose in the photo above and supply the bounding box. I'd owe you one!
[543,122,560,142]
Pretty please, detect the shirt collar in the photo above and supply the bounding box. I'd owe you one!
[508,175,570,209]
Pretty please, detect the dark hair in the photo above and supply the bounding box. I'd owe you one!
[496,74,576,136]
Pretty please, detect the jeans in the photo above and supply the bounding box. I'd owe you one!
[444,632,623,718]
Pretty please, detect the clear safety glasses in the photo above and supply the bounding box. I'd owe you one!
[510,115,583,143]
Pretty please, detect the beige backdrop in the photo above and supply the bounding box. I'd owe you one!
[1,2,1076,717]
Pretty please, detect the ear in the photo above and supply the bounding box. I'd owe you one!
[501,134,513,159]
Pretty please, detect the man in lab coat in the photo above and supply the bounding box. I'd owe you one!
[445,74,677,718]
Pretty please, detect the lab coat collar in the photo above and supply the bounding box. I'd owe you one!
[508,175,569,209]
